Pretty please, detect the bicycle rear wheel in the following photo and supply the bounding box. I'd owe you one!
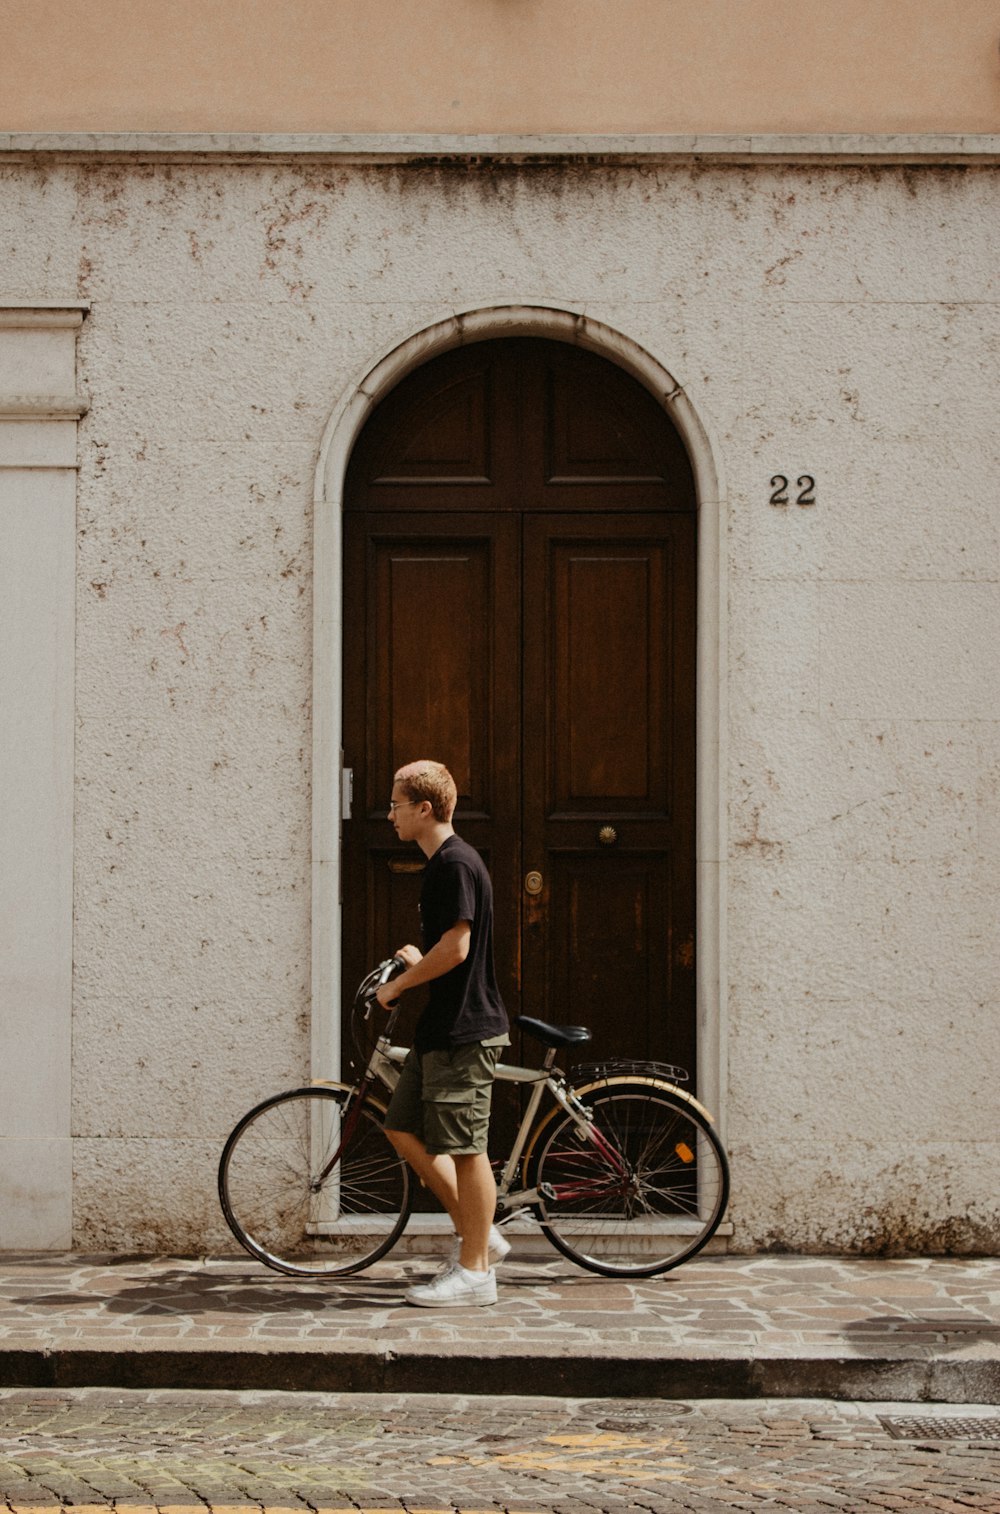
[218,1086,411,1277]
[528,1081,729,1277]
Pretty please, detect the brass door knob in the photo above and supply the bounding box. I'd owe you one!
[598,826,618,846]
[524,870,544,896]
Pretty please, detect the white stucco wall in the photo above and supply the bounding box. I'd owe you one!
[1,154,996,1253]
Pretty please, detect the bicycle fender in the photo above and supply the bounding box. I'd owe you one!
[574,1075,717,1125]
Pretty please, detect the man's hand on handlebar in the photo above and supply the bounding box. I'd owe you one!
[375,943,422,1009]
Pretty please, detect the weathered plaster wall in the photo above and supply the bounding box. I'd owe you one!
[1,158,997,1252]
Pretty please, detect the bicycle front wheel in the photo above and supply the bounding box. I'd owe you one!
[528,1081,729,1278]
[218,1086,412,1277]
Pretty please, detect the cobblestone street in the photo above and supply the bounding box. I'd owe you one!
[1,1388,999,1513]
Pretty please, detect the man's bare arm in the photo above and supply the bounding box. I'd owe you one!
[375,921,471,1008]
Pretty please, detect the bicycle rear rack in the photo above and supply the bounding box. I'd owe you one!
[575,1058,689,1084]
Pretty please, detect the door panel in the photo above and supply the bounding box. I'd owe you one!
[345,347,515,511]
[552,544,664,805]
[374,542,492,805]
[342,512,521,1071]
[545,852,670,1049]
[385,367,494,483]
[521,514,696,1075]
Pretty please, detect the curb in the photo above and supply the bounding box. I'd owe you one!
[2,1346,998,1403]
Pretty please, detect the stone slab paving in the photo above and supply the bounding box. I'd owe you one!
[1,1387,1000,1512]
[0,1254,999,1401]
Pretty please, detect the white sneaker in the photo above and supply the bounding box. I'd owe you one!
[487,1225,512,1266]
[405,1262,497,1308]
[439,1225,511,1273]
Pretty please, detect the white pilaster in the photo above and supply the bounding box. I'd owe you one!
[0,303,88,1249]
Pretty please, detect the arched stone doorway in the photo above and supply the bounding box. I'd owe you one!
[313,306,726,1128]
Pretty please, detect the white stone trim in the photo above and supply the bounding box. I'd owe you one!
[2,132,999,165]
[0,305,89,326]
[312,305,728,1127]
[0,396,90,420]
[0,302,88,1249]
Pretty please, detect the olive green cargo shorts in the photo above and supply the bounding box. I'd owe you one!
[384,1037,508,1156]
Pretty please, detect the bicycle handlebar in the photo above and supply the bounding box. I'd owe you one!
[356,955,407,1018]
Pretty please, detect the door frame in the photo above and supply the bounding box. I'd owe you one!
[312,304,729,1134]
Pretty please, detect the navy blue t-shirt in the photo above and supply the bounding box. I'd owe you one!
[415,834,508,1053]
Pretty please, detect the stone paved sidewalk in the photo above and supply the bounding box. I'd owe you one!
[1,1252,999,1401]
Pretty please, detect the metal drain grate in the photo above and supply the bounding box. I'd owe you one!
[597,1405,693,1432]
[880,1415,1000,1441]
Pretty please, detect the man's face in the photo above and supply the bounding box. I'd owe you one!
[388,785,427,843]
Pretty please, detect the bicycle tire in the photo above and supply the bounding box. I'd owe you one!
[218,1085,412,1277]
[526,1079,729,1278]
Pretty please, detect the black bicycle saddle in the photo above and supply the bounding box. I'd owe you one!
[518,1016,592,1049]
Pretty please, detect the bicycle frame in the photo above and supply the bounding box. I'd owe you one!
[319,1003,631,1213]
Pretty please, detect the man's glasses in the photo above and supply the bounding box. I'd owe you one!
[387,799,419,812]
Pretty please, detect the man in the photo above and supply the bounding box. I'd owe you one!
[375,759,511,1307]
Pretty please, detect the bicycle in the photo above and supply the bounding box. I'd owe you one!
[218,958,730,1280]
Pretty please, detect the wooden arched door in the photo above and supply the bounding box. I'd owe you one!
[342,338,697,1099]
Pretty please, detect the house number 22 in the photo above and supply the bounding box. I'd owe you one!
[769,474,816,506]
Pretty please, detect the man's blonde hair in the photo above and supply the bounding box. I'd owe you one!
[394,760,458,823]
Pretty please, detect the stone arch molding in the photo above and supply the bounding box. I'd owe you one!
[312,305,728,1126]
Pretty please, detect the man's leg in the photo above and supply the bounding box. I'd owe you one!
[388,1045,505,1301]
[453,1151,495,1273]
[384,1132,495,1271]
[384,1127,460,1228]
